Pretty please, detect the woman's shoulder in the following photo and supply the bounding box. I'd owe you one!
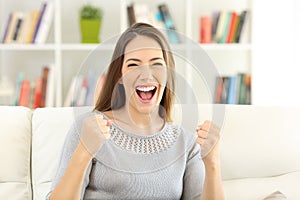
[167,123,198,149]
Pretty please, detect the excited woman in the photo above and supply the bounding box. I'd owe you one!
[47,22,224,200]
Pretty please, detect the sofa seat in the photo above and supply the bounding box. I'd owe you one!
[223,171,300,199]
[0,105,299,200]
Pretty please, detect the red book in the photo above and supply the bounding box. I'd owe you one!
[214,77,224,104]
[226,11,238,43]
[18,80,31,107]
[200,16,212,43]
[33,78,42,108]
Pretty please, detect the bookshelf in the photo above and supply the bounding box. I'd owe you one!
[0,0,253,107]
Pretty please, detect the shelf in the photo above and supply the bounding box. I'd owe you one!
[0,44,56,51]
[199,43,252,51]
[0,0,253,107]
[60,43,115,51]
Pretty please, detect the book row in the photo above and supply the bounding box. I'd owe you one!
[214,73,251,104]
[200,10,249,44]
[9,66,55,109]
[127,3,180,44]
[64,71,105,107]
[1,0,53,44]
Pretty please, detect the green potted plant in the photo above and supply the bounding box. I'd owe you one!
[79,4,103,43]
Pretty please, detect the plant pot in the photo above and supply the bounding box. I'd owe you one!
[80,19,101,43]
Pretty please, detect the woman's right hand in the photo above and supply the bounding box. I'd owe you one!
[80,114,112,157]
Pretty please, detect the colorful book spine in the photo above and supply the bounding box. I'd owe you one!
[200,16,212,43]
[158,4,180,44]
[32,1,47,43]
[1,13,12,43]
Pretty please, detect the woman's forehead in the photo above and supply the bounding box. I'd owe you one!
[124,35,162,54]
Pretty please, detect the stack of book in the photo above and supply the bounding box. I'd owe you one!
[127,3,180,44]
[13,65,55,108]
[214,72,251,104]
[1,0,53,44]
[200,10,249,44]
[64,71,106,107]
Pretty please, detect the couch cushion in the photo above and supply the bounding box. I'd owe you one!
[223,171,300,200]
[31,107,91,199]
[217,105,300,180]
[0,106,32,200]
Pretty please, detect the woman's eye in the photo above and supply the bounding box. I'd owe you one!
[127,63,138,67]
[152,63,163,66]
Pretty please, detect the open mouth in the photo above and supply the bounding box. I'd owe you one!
[136,85,157,102]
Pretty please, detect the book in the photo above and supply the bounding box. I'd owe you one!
[64,76,77,107]
[39,66,49,107]
[33,78,42,108]
[227,76,237,104]
[245,73,251,104]
[2,13,13,43]
[17,13,31,43]
[32,1,47,43]
[219,11,231,43]
[226,11,238,43]
[127,3,158,27]
[12,15,24,42]
[237,73,248,104]
[76,78,88,106]
[214,76,224,104]
[45,64,55,107]
[13,72,24,106]
[158,4,180,44]
[214,10,228,43]
[34,0,54,44]
[84,69,97,106]
[25,10,40,43]
[235,10,248,43]
[18,80,31,107]
[127,4,136,26]
[200,16,212,43]
[231,15,240,43]
[211,11,220,42]
[4,12,24,43]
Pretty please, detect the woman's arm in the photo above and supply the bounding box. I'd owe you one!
[49,142,92,200]
[197,121,225,200]
[49,114,112,200]
[200,142,224,200]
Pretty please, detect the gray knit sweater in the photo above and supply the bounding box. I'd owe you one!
[47,112,205,200]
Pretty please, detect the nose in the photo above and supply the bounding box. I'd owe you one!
[139,65,154,80]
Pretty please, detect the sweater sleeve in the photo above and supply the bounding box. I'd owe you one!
[45,120,93,199]
[181,141,205,200]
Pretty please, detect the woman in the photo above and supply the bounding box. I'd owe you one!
[48,23,224,200]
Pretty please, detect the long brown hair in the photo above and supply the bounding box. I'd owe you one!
[94,23,175,122]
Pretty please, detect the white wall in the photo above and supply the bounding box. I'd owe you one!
[252,0,300,105]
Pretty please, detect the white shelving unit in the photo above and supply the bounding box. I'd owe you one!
[0,0,252,107]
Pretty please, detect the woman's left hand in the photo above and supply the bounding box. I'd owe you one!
[196,120,221,163]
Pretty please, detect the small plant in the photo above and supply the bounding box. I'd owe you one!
[80,4,103,20]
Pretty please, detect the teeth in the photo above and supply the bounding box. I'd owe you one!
[136,86,155,92]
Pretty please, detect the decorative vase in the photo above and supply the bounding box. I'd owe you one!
[80,19,101,43]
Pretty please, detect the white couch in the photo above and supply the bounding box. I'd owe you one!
[0,105,299,200]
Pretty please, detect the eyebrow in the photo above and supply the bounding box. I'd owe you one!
[125,57,164,63]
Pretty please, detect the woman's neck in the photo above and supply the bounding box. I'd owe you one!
[106,106,165,136]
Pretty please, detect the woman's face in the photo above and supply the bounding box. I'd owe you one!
[121,35,167,115]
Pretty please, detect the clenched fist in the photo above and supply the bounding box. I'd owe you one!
[80,114,113,157]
